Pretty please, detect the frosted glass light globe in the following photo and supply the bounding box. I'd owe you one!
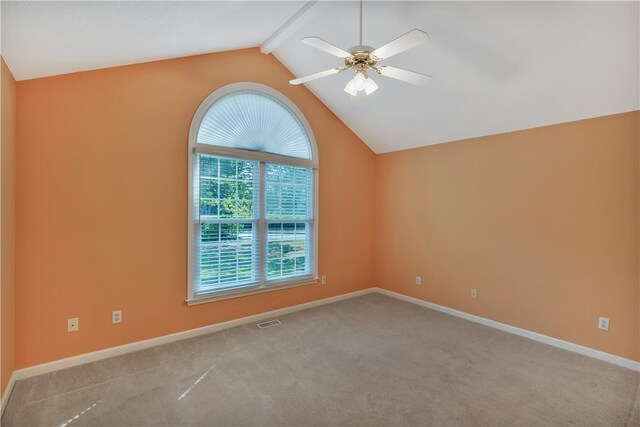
[354,72,366,91]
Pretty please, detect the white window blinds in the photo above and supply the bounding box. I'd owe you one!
[194,155,260,295]
[265,164,313,281]
[193,154,314,297]
[196,92,312,160]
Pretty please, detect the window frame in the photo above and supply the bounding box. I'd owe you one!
[187,83,319,306]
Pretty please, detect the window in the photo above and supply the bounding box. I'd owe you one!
[187,83,318,304]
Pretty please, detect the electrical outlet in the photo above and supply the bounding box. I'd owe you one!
[415,276,421,285]
[112,310,122,324]
[598,317,609,331]
[321,276,327,285]
[470,289,478,299]
[67,318,79,333]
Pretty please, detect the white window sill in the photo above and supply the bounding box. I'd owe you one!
[186,277,319,306]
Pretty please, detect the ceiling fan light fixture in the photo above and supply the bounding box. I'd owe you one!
[353,71,367,91]
[345,71,377,97]
[364,76,378,95]
[344,78,358,96]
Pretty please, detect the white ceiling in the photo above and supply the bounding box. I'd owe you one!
[0,1,305,80]
[274,1,640,152]
[2,1,639,153]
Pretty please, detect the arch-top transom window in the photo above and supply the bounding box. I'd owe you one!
[197,91,312,160]
[187,83,318,304]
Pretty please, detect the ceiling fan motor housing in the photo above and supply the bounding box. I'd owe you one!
[345,46,379,73]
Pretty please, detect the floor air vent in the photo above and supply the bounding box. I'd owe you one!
[257,319,282,329]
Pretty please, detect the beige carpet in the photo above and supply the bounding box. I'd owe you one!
[3,293,639,426]
[629,384,640,426]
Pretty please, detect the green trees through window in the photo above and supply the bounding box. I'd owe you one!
[195,154,313,294]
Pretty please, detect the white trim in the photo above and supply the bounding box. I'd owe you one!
[260,1,319,54]
[373,287,640,372]
[194,144,314,169]
[11,289,374,381]
[186,277,318,306]
[1,371,16,416]
[258,160,267,284]
[312,167,318,281]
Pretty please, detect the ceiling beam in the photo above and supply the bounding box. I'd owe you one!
[260,1,319,55]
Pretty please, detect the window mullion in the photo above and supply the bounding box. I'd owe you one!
[258,161,266,287]
[194,153,202,294]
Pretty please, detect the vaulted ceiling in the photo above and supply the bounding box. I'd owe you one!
[2,1,638,153]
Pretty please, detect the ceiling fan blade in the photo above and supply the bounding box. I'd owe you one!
[290,68,346,85]
[372,29,429,60]
[302,37,351,58]
[378,66,433,85]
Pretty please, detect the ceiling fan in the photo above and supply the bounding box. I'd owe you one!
[289,0,432,96]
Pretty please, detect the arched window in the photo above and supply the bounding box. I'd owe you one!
[187,83,318,304]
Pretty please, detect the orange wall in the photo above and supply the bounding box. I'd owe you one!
[10,47,639,369]
[1,58,17,393]
[14,48,376,368]
[375,112,640,361]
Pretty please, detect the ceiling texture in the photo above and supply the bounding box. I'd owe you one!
[2,1,638,153]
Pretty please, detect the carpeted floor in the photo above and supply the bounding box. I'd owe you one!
[3,293,639,426]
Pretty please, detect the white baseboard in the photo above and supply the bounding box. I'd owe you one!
[5,285,637,412]
[373,287,640,372]
[1,371,17,416]
[13,288,375,381]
